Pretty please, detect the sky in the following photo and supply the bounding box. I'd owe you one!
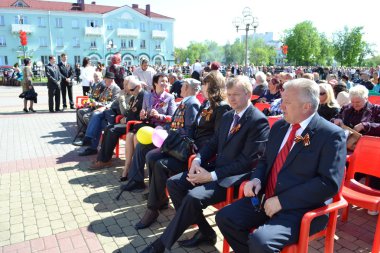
[49,0,380,54]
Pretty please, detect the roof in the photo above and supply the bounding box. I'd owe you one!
[0,0,173,18]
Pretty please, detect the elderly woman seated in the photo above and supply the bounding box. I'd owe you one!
[331,85,380,211]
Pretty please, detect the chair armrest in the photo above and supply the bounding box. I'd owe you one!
[238,181,249,199]
[188,154,196,170]
[115,115,124,124]
[347,179,380,197]
[126,120,142,134]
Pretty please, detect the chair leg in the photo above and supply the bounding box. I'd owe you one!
[115,140,119,158]
[341,205,349,222]
[372,215,380,253]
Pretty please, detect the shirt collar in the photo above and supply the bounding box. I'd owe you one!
[182,95,195,104]
[298,112,315,131]
[234,103,251,118]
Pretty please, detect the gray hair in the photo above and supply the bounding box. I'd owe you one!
[349,85,368,99]
[255,71,267,85]
[226,75,253,94]
[283,78,319,111]
[183,78,201,92]
[168,72,178,79]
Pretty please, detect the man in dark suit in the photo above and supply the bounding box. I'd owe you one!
[216,78,346,253]
[45,55,62,112]
[140,76,270,253]
[58,53,74,109]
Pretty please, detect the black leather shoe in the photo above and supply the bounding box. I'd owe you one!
[119,176,128,182]
[134,209,159,230]
[73,138,91,147]
[178,231,217,248]
[70,106,75,109]
[120,180,145,192]
[49,110,55,113]
[55,109,63,112]
[78,148,97,156]
[139,239,165,253]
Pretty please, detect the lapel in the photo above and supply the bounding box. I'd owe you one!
[223,105,253,145]
[281,114,319,169]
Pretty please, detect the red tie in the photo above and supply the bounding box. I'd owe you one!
[265,123,301,198]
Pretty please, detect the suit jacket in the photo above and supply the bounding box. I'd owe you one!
[198,104,270,187]
[142,91,177,127]
[45,63,61,89]
[193,100,231,149]
[125,90,145,121]
[170,95,200,137]
[250,114,346,212]
[58,62,74,86]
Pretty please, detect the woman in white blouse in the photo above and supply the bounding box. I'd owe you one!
[79,57,95,96]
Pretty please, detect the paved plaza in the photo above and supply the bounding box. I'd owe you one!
[0,85,377,253]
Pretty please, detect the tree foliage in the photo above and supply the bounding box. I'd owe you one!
[249,38,277,66]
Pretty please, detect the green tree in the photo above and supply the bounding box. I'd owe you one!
[316,33,334,65]
[283,21,321,66]
[249,38,277,66]
[224,39,245,65]
[333,26,367,66]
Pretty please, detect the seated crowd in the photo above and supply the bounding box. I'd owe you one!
[71,57,380,252]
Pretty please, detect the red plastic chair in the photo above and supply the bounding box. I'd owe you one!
[255,102,271,112]
[113,115,126,158]
[267,116,281,128]
[251,95,259,101]
[75,96,89,109]
[341,136,380,253]
[175,97,183,103]
[369,95,380,105]
[223,175,347,253]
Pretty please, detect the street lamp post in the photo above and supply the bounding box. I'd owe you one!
[233,7,259,73]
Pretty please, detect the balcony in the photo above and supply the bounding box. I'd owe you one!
[152,30,167,39]
[120,47,136,51]
[11,24,33,33]
[116,28,139,38]
[85,27,103,36]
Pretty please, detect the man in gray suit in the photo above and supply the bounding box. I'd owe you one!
[139,76,270,253]
[45,55,62,112]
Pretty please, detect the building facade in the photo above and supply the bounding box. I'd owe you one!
[0,0,175,67]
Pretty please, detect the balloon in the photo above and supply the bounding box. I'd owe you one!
[152,129,168,148]
[136,126,154,145]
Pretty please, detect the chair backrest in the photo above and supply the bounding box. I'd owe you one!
[255,102,271,112]
[267,116,281,128]
[251,95,259,101]
[75,96,89,106]
[368,95,380,105]
[346,136,380,181]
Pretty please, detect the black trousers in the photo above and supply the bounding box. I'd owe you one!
[48,86,61,111]
[61,82,74,107]
[216,198,328,253]
[145,149,187,210]
[127,143,156,183]
[160,172,227,249]
[97,124,126,162]
[82,86,90,96]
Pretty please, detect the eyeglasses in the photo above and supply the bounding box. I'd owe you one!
[129,87,136,92]
[319,92,326,96]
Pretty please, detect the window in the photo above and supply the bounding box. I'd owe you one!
[154,57,162,66]
[155,41,161,50]
[90,40,96,48]
[56,37,63,47]
[140,22,145,32]
[153,23,162,31]
[128,39,134,48]
[38,17,46,27]
[41,56,48,65]
[87,20,98,27]
[0,56,8,65]
[121,39,126,48]
[72,19,79,29]
[0,36,6,46]
[74,56,81,64]
[72,37,80,48]
[107,24,113,30]
[39,37,47,47]
[0,16,4,26]
[56,18,62,28]
[124,22,133,29]
[15,15,27,24]
[140,40,146,49]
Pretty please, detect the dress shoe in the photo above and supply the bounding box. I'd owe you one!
[134,209,159,230]
[79,148,97,156]
[178,231,217,248]
[70,106,75,109]
[23,108,28,113]
[139,239,165,253]
[49,110,55,113]
[120,180,145,192]
[55,109,63,112]
[119,176,128,182]
[29,108,36,113]
[73,138,91,147]
[89,161,112,170]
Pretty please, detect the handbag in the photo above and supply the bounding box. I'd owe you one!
[19,92,26,99]
[161,130,195,162]
[342,125,362,151]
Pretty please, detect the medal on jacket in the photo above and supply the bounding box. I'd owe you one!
[201,108,213,121]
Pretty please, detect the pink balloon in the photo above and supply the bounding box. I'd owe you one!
[152,129,168,148]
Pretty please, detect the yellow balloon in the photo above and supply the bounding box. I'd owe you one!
[136,126,154,145]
